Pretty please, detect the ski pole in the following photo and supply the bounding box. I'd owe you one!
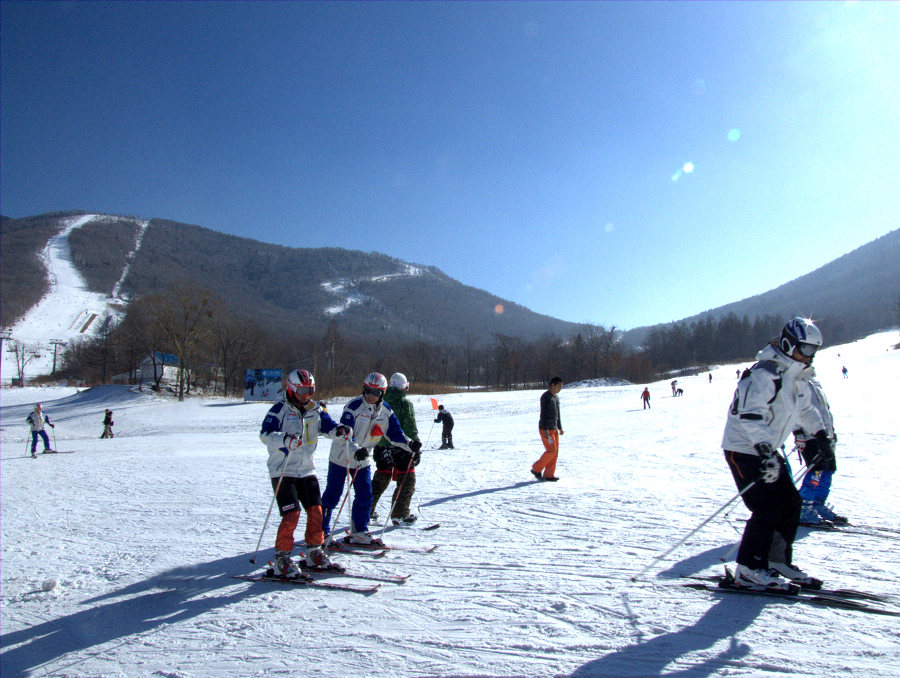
[376,453,416,540]
[250,445,294,564]
[631,479,759,582]
[52,426,57,452]
[325,463,361,547]
[719,461,815,564]
[323,437,361,547]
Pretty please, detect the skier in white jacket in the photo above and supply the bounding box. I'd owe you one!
[722,317,831,590]
[260,369,349,578]
[320,372,421,546]
[26,403,55,457]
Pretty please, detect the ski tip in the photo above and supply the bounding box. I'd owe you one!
[423,523,441,531]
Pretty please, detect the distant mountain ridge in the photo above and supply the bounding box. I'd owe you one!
[2,212,896,351]
[0,212,582,345]
[622,229,900,348]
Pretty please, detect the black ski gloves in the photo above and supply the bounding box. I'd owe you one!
[354,446,369,461]
[813,430,837,472]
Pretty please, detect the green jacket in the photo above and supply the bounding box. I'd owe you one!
[377,386,419,446]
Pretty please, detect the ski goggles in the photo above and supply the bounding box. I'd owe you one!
[362,386,385,398]
[291,386,315,396]
[796,342,819,358]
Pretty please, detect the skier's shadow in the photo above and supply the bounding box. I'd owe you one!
[0,551,287,678]
[569,594,763,677]
[568,545,765,677]
[418,480,534,508]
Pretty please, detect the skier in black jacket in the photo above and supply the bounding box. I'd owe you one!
[434,404,454,449]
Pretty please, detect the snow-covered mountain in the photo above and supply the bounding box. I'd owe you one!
[1,330,898,676]
[1,212,581,355]
[0,214,148,383]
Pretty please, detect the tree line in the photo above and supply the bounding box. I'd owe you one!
[52,282,891,398]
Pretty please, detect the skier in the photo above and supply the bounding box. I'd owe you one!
[531,376,564,481]
[372,373,422,524]
[260,369,350,578]
[100,409,114,438]
[671,380,678,396]
[722,317,831,589]
[26,403,55,456]
[320,372,421,546]
[641,387,651,409]
[794,378,845,525]
[434,404,454,449]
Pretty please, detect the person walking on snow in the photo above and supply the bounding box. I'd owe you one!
[794,378,845,525]
[641,387,651,409]
[531,376,564,481]
[722,317,831,590]
[260,369,350,578]
[320,372,421,546]
[671,380,678,396]
[435,404,454,449]
[26,403,54,456]
[100,409,114,438]
[372,373,422,525]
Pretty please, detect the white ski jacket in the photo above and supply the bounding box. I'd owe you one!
[26,411,51,432]
[794,378,835,443]
[328,396,412,470]
[721,343,825,457]
[260,399,342,479]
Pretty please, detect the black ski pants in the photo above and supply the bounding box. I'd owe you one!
[724,450,801,570]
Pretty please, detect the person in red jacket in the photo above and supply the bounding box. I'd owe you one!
[641,387,651,409]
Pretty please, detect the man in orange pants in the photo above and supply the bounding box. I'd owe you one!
[531,376,564,482]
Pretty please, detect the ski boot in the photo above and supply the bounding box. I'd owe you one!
[272,550,303,579]
[344,531,386,547]
[768,562,822,589]
[733,564,793,591]
[303,546,344,572]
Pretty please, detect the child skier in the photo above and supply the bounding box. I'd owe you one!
[320,372,421,546]
[794,378,845,525]
[260,369,350,578]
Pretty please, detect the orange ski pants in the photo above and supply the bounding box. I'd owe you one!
[275,505,324,552]
[532,429,560,479]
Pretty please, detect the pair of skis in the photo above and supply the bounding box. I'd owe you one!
[234,559,404,594]
[236,540,439,593]
[681,569,899,617]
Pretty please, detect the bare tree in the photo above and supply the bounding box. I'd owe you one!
[212,314,264,396]
[145,281,222,401]
[6,339,42,385]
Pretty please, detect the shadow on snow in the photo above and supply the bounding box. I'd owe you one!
[0,551,279,677]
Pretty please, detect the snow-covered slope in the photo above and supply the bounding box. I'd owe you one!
[1,330,898,677]
[1,214,147,384]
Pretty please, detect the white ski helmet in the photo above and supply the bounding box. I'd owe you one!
[389,372,409,390]
[285,369,315,405]
[779,317,823,360]
[362,372,388,400]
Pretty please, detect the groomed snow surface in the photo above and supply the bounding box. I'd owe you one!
[2,331,899,678]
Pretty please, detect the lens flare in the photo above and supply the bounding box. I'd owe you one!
[727,128,741,142]
[494,304,504,315]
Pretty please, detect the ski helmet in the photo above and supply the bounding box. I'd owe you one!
[779,317,823,360]
[34,403,41,411]
[389,372,409,390]
[285,369,315,406]
[362,372,388,401]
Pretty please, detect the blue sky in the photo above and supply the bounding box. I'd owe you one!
[2,1,898,330]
